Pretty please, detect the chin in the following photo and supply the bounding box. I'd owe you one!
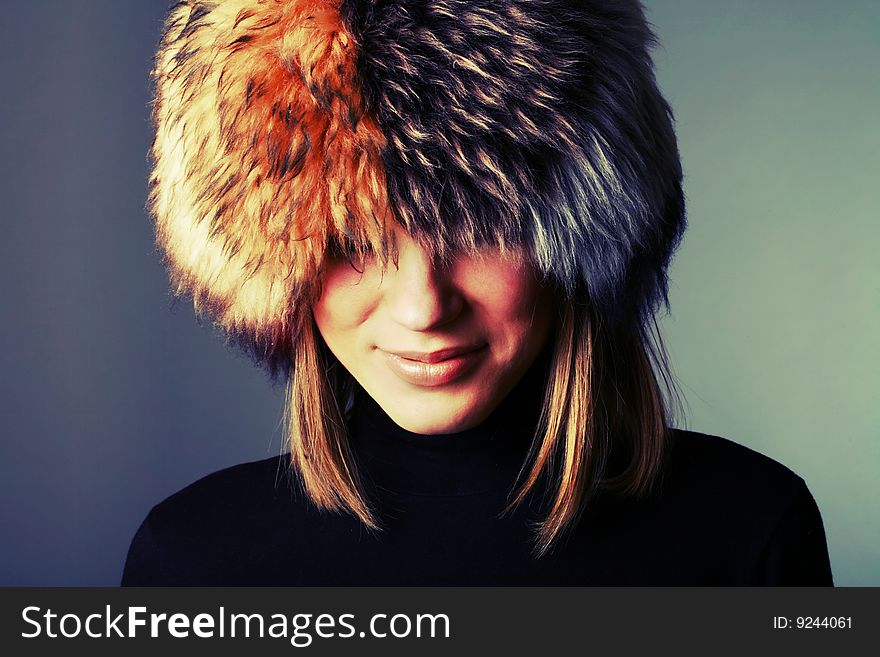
[382,390,489,435]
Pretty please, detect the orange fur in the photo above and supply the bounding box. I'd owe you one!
[150,0,389,364]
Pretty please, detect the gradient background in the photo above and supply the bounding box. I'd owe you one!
[1,0,876,585]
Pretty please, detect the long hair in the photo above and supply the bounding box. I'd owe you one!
[283,292,687,558]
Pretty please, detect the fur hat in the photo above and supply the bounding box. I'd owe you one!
[149,0,686,376]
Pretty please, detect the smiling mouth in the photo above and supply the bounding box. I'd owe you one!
[379,345,487,387]
[386,344,485,364]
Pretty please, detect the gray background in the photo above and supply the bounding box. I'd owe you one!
[0,0,876,585]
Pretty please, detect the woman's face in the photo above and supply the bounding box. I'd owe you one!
[312,228,555,434]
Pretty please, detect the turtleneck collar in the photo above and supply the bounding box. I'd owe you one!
[348,345,552,497]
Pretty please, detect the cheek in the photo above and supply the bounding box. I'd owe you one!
[460,260,553,348]
[312,264,379,340]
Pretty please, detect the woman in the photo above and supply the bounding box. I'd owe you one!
[122,0,833,585]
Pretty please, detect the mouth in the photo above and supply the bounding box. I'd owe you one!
[386,344,485,364]
[378,344,487,387]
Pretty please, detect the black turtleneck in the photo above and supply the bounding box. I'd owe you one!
[347,356,545,501]
[121,357,833,586]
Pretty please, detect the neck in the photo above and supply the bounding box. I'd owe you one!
[348,346,552,497]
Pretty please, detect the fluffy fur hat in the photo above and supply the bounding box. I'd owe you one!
[149,0,686,375]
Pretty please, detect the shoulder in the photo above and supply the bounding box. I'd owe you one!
[150,454,296,519]
[659,428,833,584]
[665,427,808,496]
[660,426,812,524]
[121,455,302,585]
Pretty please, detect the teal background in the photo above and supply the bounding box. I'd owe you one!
[0,1,876,584]
[648,0,879,585]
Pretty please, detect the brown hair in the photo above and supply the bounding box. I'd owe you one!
[282,290,687,558]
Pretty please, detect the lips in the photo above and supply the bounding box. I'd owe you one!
[379,344,487,387]
[387,345,483,364]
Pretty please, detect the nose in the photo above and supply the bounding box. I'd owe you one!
[384,237,463,332]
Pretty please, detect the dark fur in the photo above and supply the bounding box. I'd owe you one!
[341,0,686,327]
